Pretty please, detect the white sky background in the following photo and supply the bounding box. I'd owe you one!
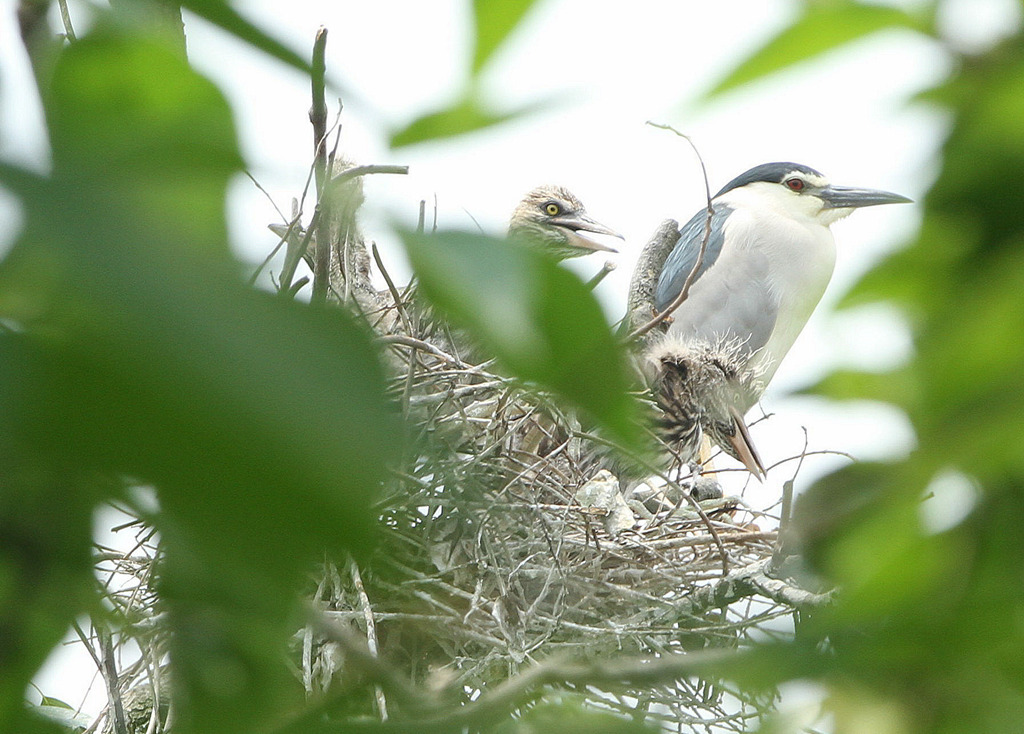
[2,0,1021,718]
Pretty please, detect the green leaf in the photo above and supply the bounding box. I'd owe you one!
[772,23,1024,733]
[390,95,547,148]
[391,0,545,148]
[802,366,919,408]
[44,29,242,261]
[795,461,953,615]
[108,0,188,55]
[0,31,399,734]
[493,694,661,733]
[32,700,92,731]
[179,0,311,74]
[3,709,75,734]
[398,229,639,446]
[704,1,928,99]
[472,0,537,74]
[0,343,99,727]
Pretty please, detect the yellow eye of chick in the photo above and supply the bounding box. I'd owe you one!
[545,203,560,216]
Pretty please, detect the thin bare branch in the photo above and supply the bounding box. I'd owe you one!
[309,27,331,305]
[349,559,389,720]
[586,260,617,290]
[377,334,471,369]
[57,0,77,41]
[97,627,128,734]
[330,164,410,186]
[627,122,715,342]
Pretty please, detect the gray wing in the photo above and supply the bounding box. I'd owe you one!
[654,205,730,311]
[654,204,778,366]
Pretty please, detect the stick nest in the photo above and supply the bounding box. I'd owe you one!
[90,211,809,733]
[299,277,796,726]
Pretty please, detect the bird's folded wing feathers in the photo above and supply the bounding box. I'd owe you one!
[655,205,778,366]
[654,204,731,312]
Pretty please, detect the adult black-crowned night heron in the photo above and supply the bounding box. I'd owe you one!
[638,162,909,478]
[508,185,622,260]
[655,162,910,410]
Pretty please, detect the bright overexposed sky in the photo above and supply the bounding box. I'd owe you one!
[3,0,1021,717]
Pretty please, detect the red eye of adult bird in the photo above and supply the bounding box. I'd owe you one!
[785,177,805,191]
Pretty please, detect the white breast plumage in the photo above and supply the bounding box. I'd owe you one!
[714,184,837,383]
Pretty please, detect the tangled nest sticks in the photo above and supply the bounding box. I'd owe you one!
[283,182,825,726]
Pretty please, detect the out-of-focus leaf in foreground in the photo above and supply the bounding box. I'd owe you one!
[491,695,660,733]
[181,0,311,74]
[786,29,1024,733]
[704,1,928,99]
[390,0,545,147]
[399,229,640,448]
[0,29,396,734]
[390,95,548,148]
[0,339,99,730]
[472,0,537,73]
[830,35,1024,487]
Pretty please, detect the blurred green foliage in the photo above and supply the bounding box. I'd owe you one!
[704,0,931,99]
[492,696,659,734]
[400,228,639,447]
[709,2,1024,732]
[472,0,535,74]
[5,0,1024,732]
[389,0,546,146]
[1,2,637,732]
[390,96,550,149]
[1,13,395,734]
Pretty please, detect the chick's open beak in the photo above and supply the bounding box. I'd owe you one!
[552,213,623,253]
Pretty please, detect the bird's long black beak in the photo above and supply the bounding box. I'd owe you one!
[820,185,912,209]
[551,213,624,253]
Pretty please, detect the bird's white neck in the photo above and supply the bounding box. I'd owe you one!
[717,184,838,382]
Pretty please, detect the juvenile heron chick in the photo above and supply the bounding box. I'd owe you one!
[508,185,622,260]
[645,338,766,479]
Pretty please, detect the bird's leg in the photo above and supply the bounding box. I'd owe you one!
[696,434,716,471]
